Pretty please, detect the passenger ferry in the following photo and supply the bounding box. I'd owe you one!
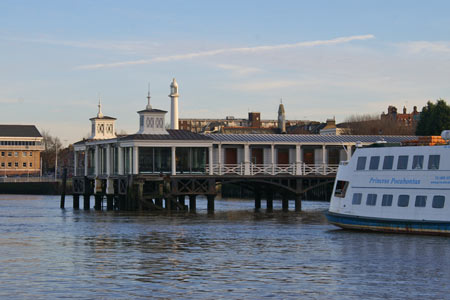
[326,134,450,235]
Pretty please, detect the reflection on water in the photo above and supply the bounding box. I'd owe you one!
[0,195,448,299]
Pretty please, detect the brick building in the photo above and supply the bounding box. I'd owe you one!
[0,125,44,176]
[381,105,420,127]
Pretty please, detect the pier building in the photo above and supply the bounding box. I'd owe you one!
[72,79,416,212]
[0,125,44,176]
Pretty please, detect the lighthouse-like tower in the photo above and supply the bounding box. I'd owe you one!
[169,78,179,130]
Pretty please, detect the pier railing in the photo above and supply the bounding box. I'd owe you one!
[206,163,338,176]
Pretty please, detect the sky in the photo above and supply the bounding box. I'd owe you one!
[1,0,450,144]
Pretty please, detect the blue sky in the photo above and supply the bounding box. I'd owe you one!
[1,0,450,143]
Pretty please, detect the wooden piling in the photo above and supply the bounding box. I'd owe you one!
[165,197,172,210]
[266,192,273,212]
[60,168,67,209]
[189,195,196,211]
[178,195,186,210]
[73,194,80,209]
[155,198,163,208]
[207,194,215,212]
[106,195,114,210]
[255,191,261,210]
[83,194,90,210]
[295,194,302,212]
[282,194,289,212]
[94,195,102,210]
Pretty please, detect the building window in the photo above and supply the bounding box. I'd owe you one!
[8,152,12,157]
[382,194,393,206]
[30,152,33,156]
[23,152,27,157]
[412,155,424,170]
[415,196,427,207]
[397,155,408,170]
[7,162,11,167]
[23,162,27,167]
[1,152,4,157]
[369,156,380,170]
[356,157,366,170]
[30,162,33,167]
[398,195,410,207]
[383,156,394,170]
[428,155,440,170]
[366,194,377,206]
[14,162,18,167]
[1,162,4,167]
[14,152,18,157]
[432,196,445,208]
[352,193,362,205]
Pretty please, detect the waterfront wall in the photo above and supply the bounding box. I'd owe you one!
[0,182,72,195]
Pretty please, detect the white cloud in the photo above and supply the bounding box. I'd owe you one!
[0,98,24,104]
[402,41,450,54]
[3,36,161,54]
[215,64,263,76]
[75,34,375,70]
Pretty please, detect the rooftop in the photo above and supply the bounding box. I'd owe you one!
[0,125,42,138]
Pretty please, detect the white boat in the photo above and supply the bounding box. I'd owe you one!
[326,135,450,235]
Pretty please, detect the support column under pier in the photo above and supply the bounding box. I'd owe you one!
[207,195,215,212]
[189,195,196,211]
[106,195,114,210]
[83,194,90,210]
[266,192,273,212]
[178,195,186,210]
[73,195,80,209]
[282,194,289,212]
[255,191,261,210]
[94,195,103,210]
[295,194,302,212]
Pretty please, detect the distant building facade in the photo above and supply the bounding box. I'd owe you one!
[381,105,420,127]
[179,103,312,134]
[0,125,44,176]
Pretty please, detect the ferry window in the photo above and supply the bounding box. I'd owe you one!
[366,194,377,206]
[334,180,349,198]
[352,193,362,205]
[432,196,445,208]
[415,196,427,207]
[382,194,393,206]
[383,156,394,170]
[369,156,380,170]
[356,157,367,170]
[397,155,408,170]
[412,155,424,170]
[428,155,440,170]
[398,195,410,207]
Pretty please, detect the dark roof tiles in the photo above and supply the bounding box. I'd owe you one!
[0,125,42,138]
[119,130,212,141]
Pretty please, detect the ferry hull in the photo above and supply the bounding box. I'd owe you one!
[325,212,450,236]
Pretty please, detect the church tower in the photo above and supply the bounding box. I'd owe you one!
[278,100,286,134]
[169,78,179,130]
[89,98,117,140]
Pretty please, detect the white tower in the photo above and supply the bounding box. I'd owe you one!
[137,85,168,135]
[169,78,179,130]
[89,97,117,140]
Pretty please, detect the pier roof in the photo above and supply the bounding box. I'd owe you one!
[119,130,212,141]
[205,134,417,144]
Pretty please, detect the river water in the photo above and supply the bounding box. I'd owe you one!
[0,195,448,299]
